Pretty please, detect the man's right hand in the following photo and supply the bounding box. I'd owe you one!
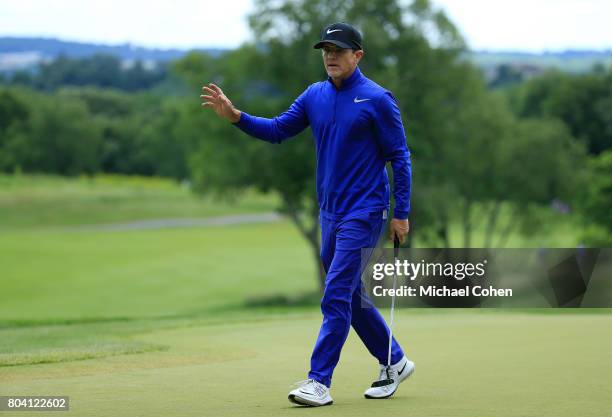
[390,218,410,245]
[201,83,241,123]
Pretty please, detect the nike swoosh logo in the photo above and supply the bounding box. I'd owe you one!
[397,362,407,375]
[327,29,342,34]
[354,97,370,103]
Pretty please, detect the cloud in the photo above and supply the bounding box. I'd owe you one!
[433,0,612,51]
[0,0,254,49]
[1,0,611,51]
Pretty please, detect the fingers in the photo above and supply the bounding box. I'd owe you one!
[201,83,223,98]
[200,93,216,109]
[390,231,405,244]
[202,86,217,96]
[390,230,402,244]
[200,95,229,110]
[389,227,408,244]
[208,83,223,95]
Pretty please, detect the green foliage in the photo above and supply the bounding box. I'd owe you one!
[0,88,104,175]
[512,68,612,155]
[0,86,196,179]
[32,98,102,175]
[0,90,31,172]
[505,118,585,205]
[577,151,612,244]
[488,64,527,88]
[171,51,220,91]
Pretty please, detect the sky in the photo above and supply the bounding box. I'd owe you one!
[0,0,611,52]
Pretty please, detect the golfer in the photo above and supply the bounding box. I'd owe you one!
[201,22,414,406]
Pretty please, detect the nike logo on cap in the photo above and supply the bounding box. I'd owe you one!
[354,97,370,103]
[326,29,343,34]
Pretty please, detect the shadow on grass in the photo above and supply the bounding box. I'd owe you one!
[0,316,135,329]
[0,342,168,367]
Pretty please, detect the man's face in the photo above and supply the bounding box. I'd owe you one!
[321,43,363,79]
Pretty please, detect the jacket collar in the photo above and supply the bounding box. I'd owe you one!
[327,66,363,90]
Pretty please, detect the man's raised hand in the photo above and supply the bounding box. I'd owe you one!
[201,83,241,123]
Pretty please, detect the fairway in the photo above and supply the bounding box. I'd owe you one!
[0,221,317,321]
[1,310,611,417]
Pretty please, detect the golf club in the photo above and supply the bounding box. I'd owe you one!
[371,235,401,389]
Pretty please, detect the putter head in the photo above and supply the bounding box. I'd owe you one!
[371,366,395,387]
[371,378,395,387]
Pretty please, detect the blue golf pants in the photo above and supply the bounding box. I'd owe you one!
[308,210,405,387]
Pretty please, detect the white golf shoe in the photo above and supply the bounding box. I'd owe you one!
[364,356,415,399]
[288,379,333,406]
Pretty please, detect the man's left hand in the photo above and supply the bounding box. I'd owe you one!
[390,218,410,244]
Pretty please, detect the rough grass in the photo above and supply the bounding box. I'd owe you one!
[0,174,280,229]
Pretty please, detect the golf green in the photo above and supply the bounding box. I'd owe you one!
[1,310,610,417]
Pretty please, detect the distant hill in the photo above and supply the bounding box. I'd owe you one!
[0,37,227,72]
[1,36,612,74]
[470,49,612,73]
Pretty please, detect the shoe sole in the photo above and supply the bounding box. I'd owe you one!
[364,362,415,400]
[364,388,397,399]
[288,394,333,407]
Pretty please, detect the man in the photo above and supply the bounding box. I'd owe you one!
[201,22,414,406]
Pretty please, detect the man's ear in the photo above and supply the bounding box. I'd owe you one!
[355,49,364,61]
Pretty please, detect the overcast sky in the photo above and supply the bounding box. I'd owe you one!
[1,0,611,52]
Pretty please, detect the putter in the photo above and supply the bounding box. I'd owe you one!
[371,235,401,389]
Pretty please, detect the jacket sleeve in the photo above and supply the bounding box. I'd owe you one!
[374,91,412,219]
[233,87,310,144]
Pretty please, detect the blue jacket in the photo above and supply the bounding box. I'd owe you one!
[234,66,412,220]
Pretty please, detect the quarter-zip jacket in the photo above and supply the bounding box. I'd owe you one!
[234,66,412,220]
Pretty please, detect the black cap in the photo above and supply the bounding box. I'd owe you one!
[313,22,363,50]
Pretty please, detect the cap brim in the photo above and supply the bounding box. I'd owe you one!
[313,39,353,49]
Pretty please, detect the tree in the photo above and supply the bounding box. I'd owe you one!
[577,150,612,245]
[489,117,585,247]
[0,89,31,172]
[513,68,612,155]
[28,95,103,175]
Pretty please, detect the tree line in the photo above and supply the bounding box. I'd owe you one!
[2,54,170,92]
